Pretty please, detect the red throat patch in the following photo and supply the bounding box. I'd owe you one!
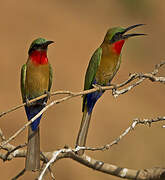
[112,40,125,55]
[30,50,48,65]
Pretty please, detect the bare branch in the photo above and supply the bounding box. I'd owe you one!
[112,76,145,97]
[1,61,165,179]
[112,61,165,97]
[0,115,165,179]
[38,148,165,180]
[0,128,6,141]
[0,90,72,118]
[0,61,165,120]
[38,150,64,180]
[0,61,164,149]
[4,143,26,161]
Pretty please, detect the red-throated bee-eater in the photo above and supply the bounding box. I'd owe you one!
[21,38,54,171]
[76,24,146,155]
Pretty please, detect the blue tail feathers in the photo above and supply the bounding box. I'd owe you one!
[25,105,44,131]
[86,79,105,114]
[86,90,103,114]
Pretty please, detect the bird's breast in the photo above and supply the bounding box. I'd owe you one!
[95,44,120,85]
[25,61,50,99]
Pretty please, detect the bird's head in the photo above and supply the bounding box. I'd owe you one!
[28,38,54,55]
[104,24,146,54]
[28,38,54,65]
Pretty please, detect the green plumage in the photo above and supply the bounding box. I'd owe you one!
[21,38,54,171]
[21,61,53,102]
[21,64,27,100]
[82,47,102,111]
[76,25,145,155]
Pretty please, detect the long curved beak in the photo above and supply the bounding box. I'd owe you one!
[122,24,147,39]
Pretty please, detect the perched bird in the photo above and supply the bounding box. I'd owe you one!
[21,38,54,171]
[76,24,146,155]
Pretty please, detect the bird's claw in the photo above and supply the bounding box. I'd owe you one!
[111,84,118,97]
[92,84,103,92]
[25,98,34,107]
[45,90,51,100]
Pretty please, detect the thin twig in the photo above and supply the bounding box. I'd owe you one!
[0,91,72,118]
[0,61,164,119]
[0,128,5,141]
[0,115,165,179]
[75,116,165,152]
[38,150,64,180]
[1,61,165,150]
[4,143,26,161]
[11,169,26,180]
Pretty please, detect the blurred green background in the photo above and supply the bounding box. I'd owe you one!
[0,0,165,179]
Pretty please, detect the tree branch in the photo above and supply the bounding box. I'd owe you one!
[1,116,165,179]
[1,61,165,179]
[0,61,165,118]
[1,61,165,150]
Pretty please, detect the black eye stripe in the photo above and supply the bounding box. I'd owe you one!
[33,44,41,49]
[28,44,43,54]
[115,32,121,36]
[110,32,122,43]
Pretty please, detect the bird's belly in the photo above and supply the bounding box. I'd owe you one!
[95,56,119,85]
[25,65,49,99]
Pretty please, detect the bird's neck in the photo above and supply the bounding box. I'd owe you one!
[29,50,48,65]
[111,40,125,55]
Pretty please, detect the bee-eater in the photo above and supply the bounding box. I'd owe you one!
[21,38,54,171]
[76,24,146,155]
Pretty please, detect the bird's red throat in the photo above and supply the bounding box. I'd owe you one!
[30,50,48,65]
[112,40,125,55]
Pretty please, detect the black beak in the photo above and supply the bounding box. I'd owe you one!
[42,40,54,48]
[122,24,147,39]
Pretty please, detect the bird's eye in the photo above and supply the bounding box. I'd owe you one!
[110,32,122,43]
[28,44,40,54]
[33,44,40,49]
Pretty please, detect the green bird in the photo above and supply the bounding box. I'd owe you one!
[21,38,54,171]
[76,24,146,155]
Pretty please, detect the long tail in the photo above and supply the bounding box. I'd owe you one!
[25,126,40,171]
[76,107,92,155]
[25,104,44,171]
[76,90,104,155]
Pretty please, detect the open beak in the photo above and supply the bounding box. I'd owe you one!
[121,24,147,39]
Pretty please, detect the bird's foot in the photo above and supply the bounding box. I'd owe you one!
[25,98,35,107]
[111,84,118,97]
[92,84,103,92]
[40,151,48,163]
[45,90,51,100]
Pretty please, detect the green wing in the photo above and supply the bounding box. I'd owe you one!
[84,47,102,90]
[82,47,102,111]
[48,63,53,92]
[20,64,27,101]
